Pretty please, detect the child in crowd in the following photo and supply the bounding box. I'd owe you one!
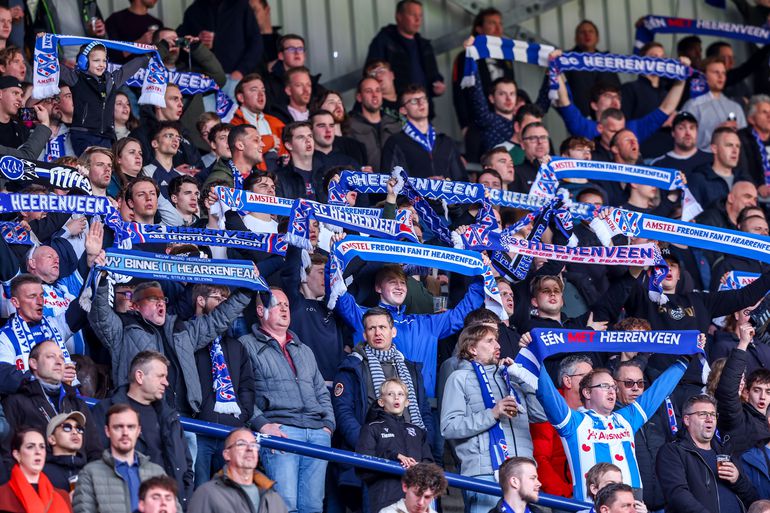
[60,41,150,155]
[356,378,433,513]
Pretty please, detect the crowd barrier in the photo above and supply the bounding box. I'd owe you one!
[84,398,592,511]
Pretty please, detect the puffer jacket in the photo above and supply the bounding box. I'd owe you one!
[88,282,251,413]
[72,450,167,513]
[238,325,335,432]
[441,359,542,477]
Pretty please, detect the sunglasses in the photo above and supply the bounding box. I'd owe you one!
[59,423,84,434]
[616,379,645,389]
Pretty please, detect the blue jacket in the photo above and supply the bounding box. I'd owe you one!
[331,346,434,487]
[742,446,770,500]
[334,280,486,396]
[555,102,668,143]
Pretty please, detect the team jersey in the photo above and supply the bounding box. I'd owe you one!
[537,358,688,502]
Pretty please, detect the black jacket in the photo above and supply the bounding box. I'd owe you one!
[709,331,770,374]
[715,347,770,453]
[43,453,86,491]
[91,385,194,507]
[381,131,466,181]
[656,432,758,513]
[563,47,621,117]
[194,333,256,427]
[1,379,101,461]
[130,108,203,168]
[366,25,442,97]
[281,246,347,381]
[177,0,263,75]
[355,407,433,513]
[60,54,150,138]
[737,126,768,189]
[595,270,770,390]
[688,163,751,210]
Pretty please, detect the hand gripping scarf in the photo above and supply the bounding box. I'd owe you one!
[34,33,167,106]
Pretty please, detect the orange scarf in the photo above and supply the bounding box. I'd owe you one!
[8,464,70,513]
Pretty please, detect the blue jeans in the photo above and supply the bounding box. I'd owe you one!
[195,435,225,488]
[260,425,331,513]
[462,474,498,513]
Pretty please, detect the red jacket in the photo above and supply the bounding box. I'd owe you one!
[530,388,573,497]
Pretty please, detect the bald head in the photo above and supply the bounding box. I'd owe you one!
[27,246,60,284]
[727,182,758,220]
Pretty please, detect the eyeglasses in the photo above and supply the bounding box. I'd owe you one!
[523,135,549,142]
[567,372,588,378]
[616,379,645,389]
[226,440,260,450]
[162,133,182,141]
[403,96,428,106]
[116,290,133,299]
[142,296,169,304]
[684,410,718,419]
[283,46,305,54]
[59,423,85,434]
[588,383,618,392]
[207,294,228,302]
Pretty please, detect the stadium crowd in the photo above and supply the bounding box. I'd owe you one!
[4,1,770,513]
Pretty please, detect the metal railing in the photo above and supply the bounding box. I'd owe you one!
[85,398,591,511]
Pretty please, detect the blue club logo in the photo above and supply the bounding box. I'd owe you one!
[0,156,25,180]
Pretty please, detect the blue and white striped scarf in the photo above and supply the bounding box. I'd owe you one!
[461,35,705,100]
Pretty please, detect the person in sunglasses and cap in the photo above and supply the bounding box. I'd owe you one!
[43,411,87,492]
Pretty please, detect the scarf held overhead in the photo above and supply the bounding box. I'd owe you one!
[460,35,704,99]
[530,158,703,221]
[326,235,506,320]
[98,249,269,292]
[513,328,705,389]
[34,33,167,106]
[635,15,770,53]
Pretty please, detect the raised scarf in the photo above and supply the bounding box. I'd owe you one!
[33,33,166,106]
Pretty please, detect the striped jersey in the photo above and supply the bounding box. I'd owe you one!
[537,358,687,501]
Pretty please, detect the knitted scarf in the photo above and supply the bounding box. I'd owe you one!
[8,464,70,513]
[364,343,424,429]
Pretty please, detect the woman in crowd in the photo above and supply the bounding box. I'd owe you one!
[0,428,72,512]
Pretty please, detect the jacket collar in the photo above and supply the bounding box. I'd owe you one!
[378,301,405,317]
